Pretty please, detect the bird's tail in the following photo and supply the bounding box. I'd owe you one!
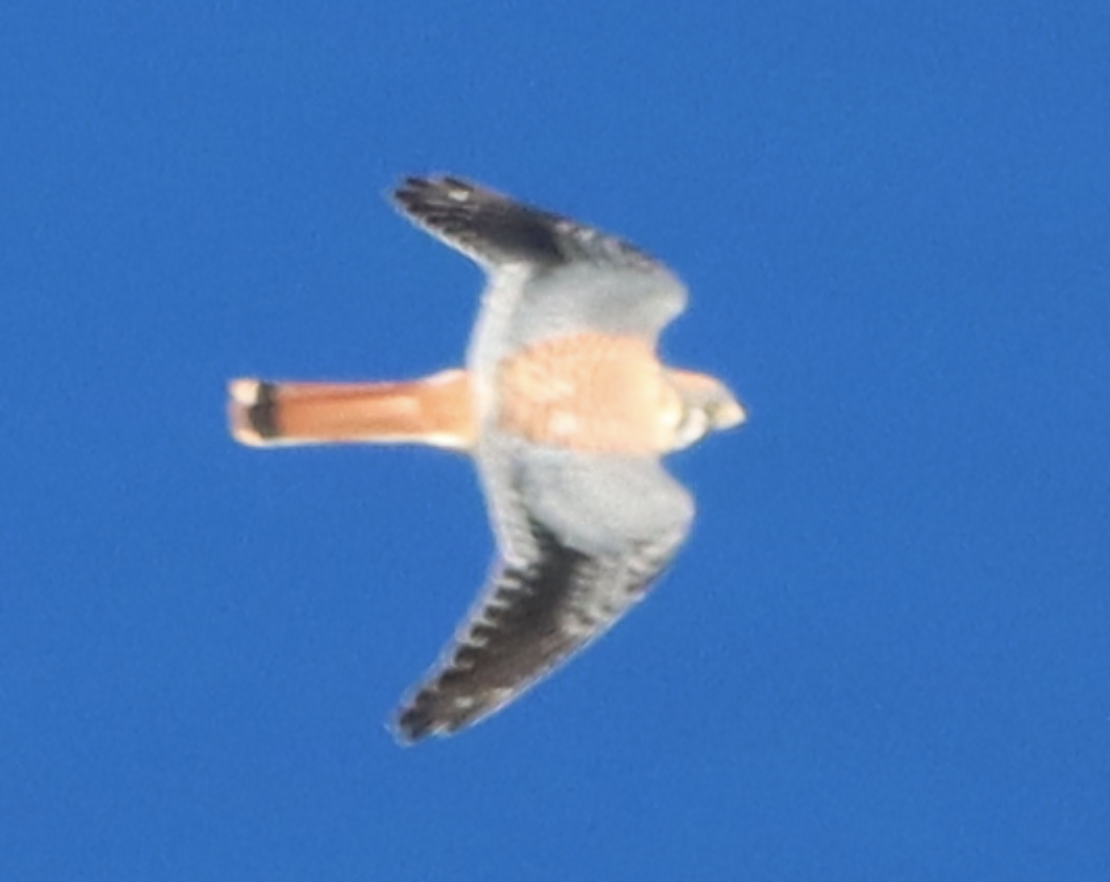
[227,369,475,451]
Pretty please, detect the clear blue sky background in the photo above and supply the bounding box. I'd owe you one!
[3,3,1108,880]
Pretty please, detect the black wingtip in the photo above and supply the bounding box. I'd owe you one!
[391,174,480,212]
[392,680,491,745]
[392,695,462,745]
[392,704,436,745]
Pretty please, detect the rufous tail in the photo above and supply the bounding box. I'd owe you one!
[228,369,475,451]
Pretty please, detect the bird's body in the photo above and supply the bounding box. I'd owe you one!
[229,175,744,742]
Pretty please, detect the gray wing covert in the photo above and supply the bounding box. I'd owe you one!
[393,444,694,742]
[390,175,688,371]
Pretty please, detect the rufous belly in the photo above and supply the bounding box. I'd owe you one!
[495,334,683,453]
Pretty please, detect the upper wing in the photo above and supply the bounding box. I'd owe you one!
[394,444,694,742]
[390,175,688,370]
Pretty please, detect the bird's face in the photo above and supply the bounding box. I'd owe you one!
[668,370,746,450]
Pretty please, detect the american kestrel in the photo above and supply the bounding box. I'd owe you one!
[228,175,745,743]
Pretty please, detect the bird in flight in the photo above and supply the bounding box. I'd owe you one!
[228,175,745,743]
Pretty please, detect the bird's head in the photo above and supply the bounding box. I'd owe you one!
[667,369,746,450]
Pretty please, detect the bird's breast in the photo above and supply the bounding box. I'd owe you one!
[495,334,682,453]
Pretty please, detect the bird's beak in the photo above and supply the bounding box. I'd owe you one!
[712,394,747,430]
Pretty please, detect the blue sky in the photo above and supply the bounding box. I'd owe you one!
[3,2,1109,879]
